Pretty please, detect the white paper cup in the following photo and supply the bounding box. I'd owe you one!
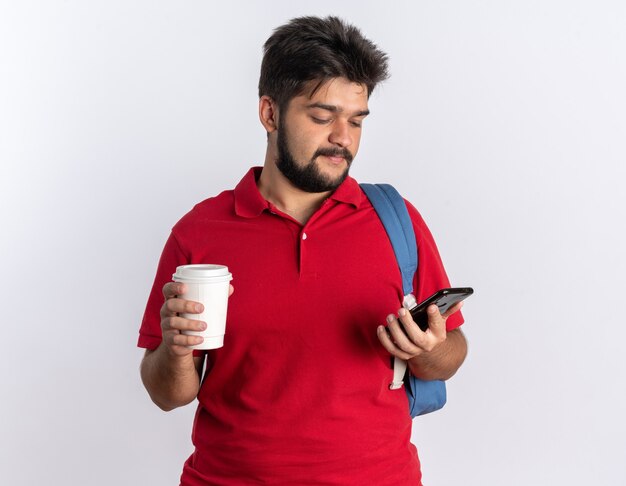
[172,264,233,350]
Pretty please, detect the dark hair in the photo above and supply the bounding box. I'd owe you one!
[258,16,389,111]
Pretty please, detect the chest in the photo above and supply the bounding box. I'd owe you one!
[189,205,403,327]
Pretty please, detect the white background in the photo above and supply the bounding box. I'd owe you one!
[1,1,625,485]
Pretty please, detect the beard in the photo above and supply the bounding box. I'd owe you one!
[275,124,353,193]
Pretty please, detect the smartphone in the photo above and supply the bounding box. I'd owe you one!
[408,287,473,332]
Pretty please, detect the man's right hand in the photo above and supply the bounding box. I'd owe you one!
[159,282,235,356]
[160,282,206,356]
[141,281,234,411]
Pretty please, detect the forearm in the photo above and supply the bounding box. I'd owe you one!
[140,346,201,411]
[408,328,467,381]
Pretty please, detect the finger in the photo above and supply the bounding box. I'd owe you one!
[396,308,425,342]
[162,316,207,333]
[416,305,447,351]
[163,281,187,299]
[441,300,463,319]
[161,297,204,318]
[426,305,446,334]
[170,333,204,348]
[385,313,422,355]
[396,308,441,352]
[228,284,234,297]
[161,333,204,356]
[376,325,414,360]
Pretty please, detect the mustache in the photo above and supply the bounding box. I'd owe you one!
[314,147,354,164]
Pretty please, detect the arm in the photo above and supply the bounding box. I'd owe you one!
[377,302,467,381]
[140,347,205,412]
[407,327,467,380]
[140,281,231,411]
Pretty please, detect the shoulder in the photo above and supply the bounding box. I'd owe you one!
[402,198,426,225]
[401,198,444,255]
[172,189,236,237]
[402,198,431,233]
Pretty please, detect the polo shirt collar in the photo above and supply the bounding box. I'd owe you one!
[328,172,362,208]
[234,166,364,219]
[234,167,269,218]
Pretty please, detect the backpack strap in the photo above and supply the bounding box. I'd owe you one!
[361,183,447,418]
[360,183,417,390]
[360,184,418,300]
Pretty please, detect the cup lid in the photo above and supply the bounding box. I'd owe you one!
[172,264,232,281]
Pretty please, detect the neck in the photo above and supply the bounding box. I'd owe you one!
[258,156,331,225]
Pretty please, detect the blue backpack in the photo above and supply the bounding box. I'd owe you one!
[360,183,447,418]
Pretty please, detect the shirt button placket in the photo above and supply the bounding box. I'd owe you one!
[299,231,308,277]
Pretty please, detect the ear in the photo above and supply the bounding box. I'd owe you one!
[259,96,279,133]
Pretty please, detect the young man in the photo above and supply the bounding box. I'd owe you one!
[139,16,467,485]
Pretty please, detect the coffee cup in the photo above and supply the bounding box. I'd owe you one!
[172,264,233,350]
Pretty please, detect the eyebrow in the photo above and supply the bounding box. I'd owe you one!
[306,102,370,117]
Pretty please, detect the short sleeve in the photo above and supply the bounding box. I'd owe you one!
[405,200,464,332]
[137,232,190,350]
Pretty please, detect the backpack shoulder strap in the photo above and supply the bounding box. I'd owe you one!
[361,184,446,417]
[360,183,416,389]
[360,183,447,416]
[360,183,418,301]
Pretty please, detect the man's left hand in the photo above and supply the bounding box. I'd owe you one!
[376,302,463,360]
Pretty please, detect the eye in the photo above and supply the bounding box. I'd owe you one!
[350,120,363,128]
[311,116,331,125]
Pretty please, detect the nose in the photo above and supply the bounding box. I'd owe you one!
[328,120,353,148]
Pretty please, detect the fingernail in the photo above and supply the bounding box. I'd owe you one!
[377,326,384,333]
[199,322,207,330]
[195,304,204,313]
[399,308,407,317]
[386,315,394,324]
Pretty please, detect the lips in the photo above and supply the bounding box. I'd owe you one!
[316,150,352,167]
[325,155,345,164]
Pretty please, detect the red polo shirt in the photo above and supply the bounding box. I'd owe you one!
[139,167,463,485]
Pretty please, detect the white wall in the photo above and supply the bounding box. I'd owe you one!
[1,1,624,485]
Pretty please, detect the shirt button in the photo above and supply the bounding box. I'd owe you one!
[302,233,308,240]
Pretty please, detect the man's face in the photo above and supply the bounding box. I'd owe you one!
[275,78,370,193]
